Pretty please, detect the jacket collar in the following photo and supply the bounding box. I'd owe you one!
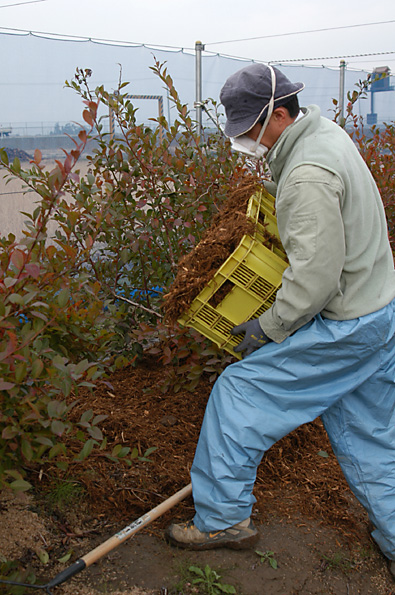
[266,105,321,183]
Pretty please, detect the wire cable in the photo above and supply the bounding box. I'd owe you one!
[0,24,195,50]
[0,25,392,71]
[0,0,47,8]
[270,50,395,64]
[205,19,395,46]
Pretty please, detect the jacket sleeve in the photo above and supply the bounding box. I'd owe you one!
[262,179,278,197]
[259,164,345,343]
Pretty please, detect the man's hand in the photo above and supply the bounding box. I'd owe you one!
[231,318,271,358]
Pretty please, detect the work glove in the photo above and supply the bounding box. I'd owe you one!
[231,318,272,358]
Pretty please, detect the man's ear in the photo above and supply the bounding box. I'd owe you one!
[272,107,288,122]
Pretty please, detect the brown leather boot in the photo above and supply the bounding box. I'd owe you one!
[165,517,259,550]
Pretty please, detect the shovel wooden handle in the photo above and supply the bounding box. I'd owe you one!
[47,483,192,589]
[83,482,192,566]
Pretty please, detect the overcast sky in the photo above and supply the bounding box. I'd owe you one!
[0,0,394,72]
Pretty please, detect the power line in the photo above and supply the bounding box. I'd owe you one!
[0,0,47,8]
[206,19,395,46]
[270,50,395,64]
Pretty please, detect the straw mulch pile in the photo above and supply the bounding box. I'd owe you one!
[46,356,368,543]
[164,179,268,325]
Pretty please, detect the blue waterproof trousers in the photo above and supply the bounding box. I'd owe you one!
[191,299,395,560]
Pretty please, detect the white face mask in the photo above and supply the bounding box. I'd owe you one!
[229,65,277,161]
[230,135,268,159]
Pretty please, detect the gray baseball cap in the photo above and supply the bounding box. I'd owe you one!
[220,63,304,138]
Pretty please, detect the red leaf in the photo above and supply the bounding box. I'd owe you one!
[83,110,94,126]
[78,129,87,143]
[2,425,17,438]
[34,149,42,165]
[64,154,73,174]
[24,263,40,278]
[11,249,25,270]
[0,381,15,391]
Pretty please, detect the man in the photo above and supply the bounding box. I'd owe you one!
[165,64,395,575]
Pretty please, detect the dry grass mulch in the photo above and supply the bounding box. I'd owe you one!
[35,356,369,544]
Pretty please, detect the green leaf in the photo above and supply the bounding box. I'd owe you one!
[56,461,69,471]
[74,359,90,376]
[57,288,70,308]
[189,565,204,577]
[207,565,219,580]
[88,425,103,440]
[318,450,329,458]
[10,479,32,492]
[35,436,53,447]
[80,409,94,424]
[217,585,236,594]
[57,552,72,564]
[0,148,9,165]
[4,276,17,288]
[12,156,21,173]
[15,362,28,383]
[37,549,49,565]
[31,358,44,378]
[48,400,62,418]
[92,414,107,425]
[8,293,25,305]
[112,444,130,458]
[21,439,34,461]
[49,443,66,459]
[75,438,96,461]
[5,469,24,480]
[255,550,265,557]
[51,419,66,436]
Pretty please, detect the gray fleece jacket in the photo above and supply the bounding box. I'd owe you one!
[259,105,395,343]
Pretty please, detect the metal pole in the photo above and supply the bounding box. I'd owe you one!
[166,87,171,127]
[371,88,375,115]
[339,59,346,125]
[195,40,205,136]
[158,96,164,144]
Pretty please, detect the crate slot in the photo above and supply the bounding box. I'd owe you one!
[249,277,275,299]
[231,263,255,286]
[195,306,219,326]
[213,318,234,336]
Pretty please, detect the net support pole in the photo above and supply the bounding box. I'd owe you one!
[195,40,205,137]
[339,59,346,125]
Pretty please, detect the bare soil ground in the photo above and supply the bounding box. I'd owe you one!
[1,357,395,595]
[0,155,91,239]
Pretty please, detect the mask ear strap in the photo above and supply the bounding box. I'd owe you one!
[252,65,276,152]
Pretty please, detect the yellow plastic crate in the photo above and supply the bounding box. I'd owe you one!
[177,189,288,359]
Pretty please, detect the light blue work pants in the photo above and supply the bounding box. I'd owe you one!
[191,300,395,560]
